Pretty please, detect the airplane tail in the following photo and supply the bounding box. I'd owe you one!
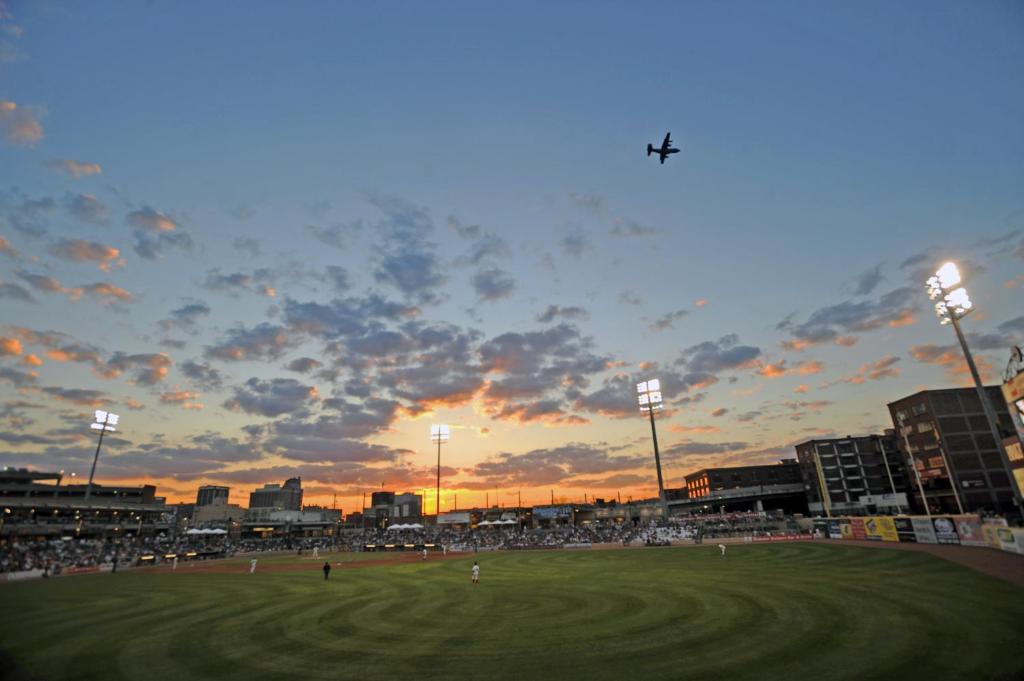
[646,144,653,156]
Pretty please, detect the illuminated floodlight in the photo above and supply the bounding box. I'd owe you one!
[430,424,450,443]
[936,262,961,290]
[91,410,119,432]
[637,378,664,412]
[944,288,972,316]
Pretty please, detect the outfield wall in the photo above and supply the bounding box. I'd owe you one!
[813,515,1024,555]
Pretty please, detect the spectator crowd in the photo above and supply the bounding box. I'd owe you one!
[1,513,797,574]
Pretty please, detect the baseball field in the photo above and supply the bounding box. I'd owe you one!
[1,542,1022,681]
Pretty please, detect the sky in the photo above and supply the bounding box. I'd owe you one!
[1,1,1022,512]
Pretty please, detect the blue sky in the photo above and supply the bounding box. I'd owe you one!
[1,1,1022,509]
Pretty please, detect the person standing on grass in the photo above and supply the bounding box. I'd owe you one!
[422,548,427,561]
[323,561,331,580]
[718,543,726,557]
[250,558,258,574]
[471,561,480,584]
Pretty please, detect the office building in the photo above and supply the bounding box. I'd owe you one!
[196,485,230,507]
[248,477,303,511]
[888,387,1017,514]
[794,434,912,516]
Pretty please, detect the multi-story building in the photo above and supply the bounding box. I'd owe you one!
[888,387,1018,515]
[248,477,303,511]
[364,491,424,528]
[1001,349,1024,499]
[794,434,912,516]
[673,462,807,514]
[196,485,230,507]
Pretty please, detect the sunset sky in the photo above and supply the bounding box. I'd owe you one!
[1,1,1022,512]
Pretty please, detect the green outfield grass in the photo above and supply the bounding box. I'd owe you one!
[1,543,1022,681]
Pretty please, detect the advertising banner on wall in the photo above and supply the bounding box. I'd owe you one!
[993,527,1021,554]
[894,518,917,542]
[952,515,985,547]
[827,519,842,539]
[839,521,853,539]
[911,517,938,543]
[932,517,960,544]
[868,516,899,542]
[850,517,867,540]
[982,523,1005,549]
[863,517,884,541]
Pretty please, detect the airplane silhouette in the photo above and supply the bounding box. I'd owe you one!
[647,132,679,164]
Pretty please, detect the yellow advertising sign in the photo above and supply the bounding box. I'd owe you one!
[839,521,853,540]
[863,516,898,542]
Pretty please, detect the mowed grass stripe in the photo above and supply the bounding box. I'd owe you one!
[1,543,1021,681]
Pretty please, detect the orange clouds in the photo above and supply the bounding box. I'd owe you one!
[909,344,991,383]
[48,240,124,271]
[160,390,204,410]
[886,310,916,328]
[756,359,825,378]
[668,424,720,434]
[0,336,23,356]
[822,354,901,387]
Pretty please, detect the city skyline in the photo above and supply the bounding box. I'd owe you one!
[1,2,1022,510]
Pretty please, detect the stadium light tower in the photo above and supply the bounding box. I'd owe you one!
[637,379,669,520]
[926,261,1024,515]
[86,410,119,500]
[430,424,450,518]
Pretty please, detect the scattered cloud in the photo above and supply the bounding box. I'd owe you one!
[45,159,102,178]
[536,305,589,323]
[471,268,516,302]
[778,287,919,350]
[823,355,901,387]
[160,390,203,410]
[127,207,193,259]
[224,377,320,417]
[0,100,43,146]
[48,239,123,271]
[205,323,292,362]
[64,193,109,225]
[846,263,885,296]
[650,309,689,332]
[201,268,276,298]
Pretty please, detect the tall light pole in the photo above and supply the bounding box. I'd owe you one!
[86,410,118,500]
[927,261,1024,515]
[637,379,669,521]
[430,424,449,519]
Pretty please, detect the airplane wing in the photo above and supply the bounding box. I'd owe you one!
[660,153,666,164]
[662,132,671,149]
